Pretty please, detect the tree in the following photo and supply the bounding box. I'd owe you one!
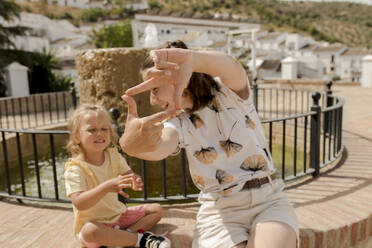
[28,49,72,94]
[0,0,30,96]
[0,0,29,49]
[89,20,133,48]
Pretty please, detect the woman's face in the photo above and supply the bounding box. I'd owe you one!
[143,68,191,110]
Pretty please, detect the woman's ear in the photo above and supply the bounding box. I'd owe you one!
[182,88,189,97]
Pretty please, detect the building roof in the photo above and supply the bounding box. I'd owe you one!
[314,45,346,53]
[259,60,281,71]
[135,13,260,28]
[341,48,367,56]
[300,43,318,50]
[258,32,282,41]
[208,41,227,48]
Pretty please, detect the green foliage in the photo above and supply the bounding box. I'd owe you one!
[0,0,30,95]
[0,49,72,96]
[89,20,133,48]
[27,49,70,94]
[146,0,372,48]
[57,11,73,20]
[80,7,105,22]
[332,75,341,81]
[51,72,74,92]
[148,0,162,9]
[0,0,29,49]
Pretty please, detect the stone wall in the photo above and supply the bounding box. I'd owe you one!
[75,48,161,127]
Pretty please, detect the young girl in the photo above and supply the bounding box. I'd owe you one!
[120,40,299,248]
[64,104,171,248]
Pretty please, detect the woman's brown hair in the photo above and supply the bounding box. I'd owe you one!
[141,40,220,112]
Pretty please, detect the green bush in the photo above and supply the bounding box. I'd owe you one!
[0,49,72,95]
[80,7,105,22]
[57,11,73,20]
[332,75,341,81]
[89,19,133,48]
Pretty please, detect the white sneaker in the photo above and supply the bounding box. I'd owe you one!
[139,231,171,248]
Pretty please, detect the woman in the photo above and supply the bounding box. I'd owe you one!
[120,40,298,248]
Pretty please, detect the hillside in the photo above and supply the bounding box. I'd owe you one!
[147,0,372,49]
[16,0,372,49]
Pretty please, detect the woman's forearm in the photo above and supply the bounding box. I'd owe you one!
[125,127,179,161]
[191,50,247,92]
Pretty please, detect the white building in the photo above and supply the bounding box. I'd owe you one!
[339,48,366,82]
[313,45,348,79]
[256,32,286,51]
[131,13,260,49]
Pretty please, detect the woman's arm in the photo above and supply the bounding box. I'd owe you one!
[132,127,179,161]
[120,95,179,160]
[191,50,248,99]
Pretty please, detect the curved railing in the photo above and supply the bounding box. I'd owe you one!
[0,84,344,203]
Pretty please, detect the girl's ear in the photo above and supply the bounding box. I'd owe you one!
[72,133,80,145]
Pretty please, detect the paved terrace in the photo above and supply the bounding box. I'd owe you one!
[0,85,372,248]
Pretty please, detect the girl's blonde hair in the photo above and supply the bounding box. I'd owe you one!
[66,104,119,157]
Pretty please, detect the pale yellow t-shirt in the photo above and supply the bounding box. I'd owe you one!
[64,147,131,238]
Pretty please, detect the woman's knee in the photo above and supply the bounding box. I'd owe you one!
[249,222,297,248]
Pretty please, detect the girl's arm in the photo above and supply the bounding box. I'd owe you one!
[69,174,134,211]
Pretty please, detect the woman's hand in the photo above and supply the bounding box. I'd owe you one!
[119,95,176,156]
[126,48,194,109]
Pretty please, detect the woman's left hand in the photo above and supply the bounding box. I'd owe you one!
[126,48,194,109]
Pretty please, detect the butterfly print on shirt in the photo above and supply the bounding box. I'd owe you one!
[216,169,234,184]
[208,97,222,113]
[219,121,242,157]
[240,154,269,172]
[245,115,255,129]
[193,147,218,164]
[189,113,204,129]
[191,174,205,189]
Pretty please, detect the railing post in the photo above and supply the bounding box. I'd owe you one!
[253,77,258,111]
[324,80,333,134]
[70,82,77,109]
[109,107,123,137]
[109,107,127,203]
[310,92,321,177]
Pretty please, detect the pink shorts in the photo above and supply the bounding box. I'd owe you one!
[79,205,146,248]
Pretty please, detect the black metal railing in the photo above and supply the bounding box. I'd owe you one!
[0,87,78,130]
[0,84,344,204]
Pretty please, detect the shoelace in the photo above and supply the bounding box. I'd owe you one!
[145,234,165,248]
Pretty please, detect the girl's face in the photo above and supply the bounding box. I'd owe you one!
[75,111,111,155]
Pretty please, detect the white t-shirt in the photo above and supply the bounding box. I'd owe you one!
[164,77,275,197]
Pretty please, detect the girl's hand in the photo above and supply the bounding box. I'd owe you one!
[104,174,137,198]
[126,48,194,109]
[131,174,143,191]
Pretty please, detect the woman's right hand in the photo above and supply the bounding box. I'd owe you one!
[119,95,177,157]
